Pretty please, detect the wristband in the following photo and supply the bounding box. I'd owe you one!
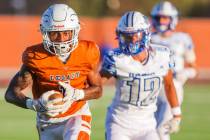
[172,107,181,116]
[76,89,85,100]
[26,98,34,110]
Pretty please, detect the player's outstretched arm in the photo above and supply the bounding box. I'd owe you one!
[163,69,182,134]
[4,64,33,109]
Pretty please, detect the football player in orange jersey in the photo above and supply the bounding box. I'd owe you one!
[5,4,102,140]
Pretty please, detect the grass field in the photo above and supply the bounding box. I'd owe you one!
[0,84,210,140]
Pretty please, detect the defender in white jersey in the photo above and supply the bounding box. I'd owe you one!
[150,1,197,140]
[100,11,181,140]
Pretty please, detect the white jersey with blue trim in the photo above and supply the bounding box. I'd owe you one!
[102,44,171,118]
[151,32,196,73]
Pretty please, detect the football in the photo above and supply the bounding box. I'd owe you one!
[48,91,64,105]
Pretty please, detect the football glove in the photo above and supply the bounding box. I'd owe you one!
[25,90,55,113]
[45,103,66,117]
[26,90,66,117]
[58,81,85,102]
[26,98,47,113]
[163,116,181,134]
[58,81,85,114]
[101,51,116,76]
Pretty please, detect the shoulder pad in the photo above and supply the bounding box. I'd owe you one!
[173,32,194,49]
[150,43,174,69]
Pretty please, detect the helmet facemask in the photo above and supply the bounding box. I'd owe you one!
[41,27,80,56]
[152,15,174,33]
[117,30,150,55]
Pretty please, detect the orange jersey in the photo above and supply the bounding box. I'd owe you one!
[22,40,100,117]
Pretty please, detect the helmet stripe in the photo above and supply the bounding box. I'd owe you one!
[158,3,162,14]
[128,12,131,26]
[131,11,134,26]
[125,12,129,27]
[128,12,133,27]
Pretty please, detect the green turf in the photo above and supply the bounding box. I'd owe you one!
[0,84,210,140]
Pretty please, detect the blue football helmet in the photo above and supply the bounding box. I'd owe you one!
[116,11,151,55]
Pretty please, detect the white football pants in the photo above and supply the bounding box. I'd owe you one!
[37,115,91,140]
[106,106,160,140]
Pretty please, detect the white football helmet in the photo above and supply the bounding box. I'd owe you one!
[40,4,80,56]
[151,1,178,32]
[116,11,151,55]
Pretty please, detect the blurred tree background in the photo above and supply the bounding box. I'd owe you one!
[0,0,210,17]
